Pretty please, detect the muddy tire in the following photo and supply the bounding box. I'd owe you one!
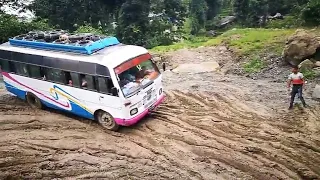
[26,92,43,109]
[96,110,119,131]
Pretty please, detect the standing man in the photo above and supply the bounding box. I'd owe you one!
[287,66,307,109]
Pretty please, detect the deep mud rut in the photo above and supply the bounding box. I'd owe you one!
[1,46,320,180]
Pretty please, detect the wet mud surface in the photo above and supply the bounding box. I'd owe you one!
[1,46,320,180]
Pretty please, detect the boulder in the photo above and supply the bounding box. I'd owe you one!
[314,61,320,67]
[282,29,320,66]
[312,85,320,100]
[207,30,217,37]
[218,16,236,28]
[298,59,314,70]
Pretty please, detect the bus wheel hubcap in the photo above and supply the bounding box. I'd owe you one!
[101,113,113,127]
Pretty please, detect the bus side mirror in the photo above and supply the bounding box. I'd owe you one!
[111,87,118,96]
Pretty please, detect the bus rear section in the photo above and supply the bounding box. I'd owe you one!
[113,53,165,126]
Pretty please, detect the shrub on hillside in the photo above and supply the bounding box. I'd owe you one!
[0,15,52,43]
[265,16,303,29]
[301,0,320,26]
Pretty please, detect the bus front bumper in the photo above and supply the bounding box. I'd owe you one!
[114,94,165,126]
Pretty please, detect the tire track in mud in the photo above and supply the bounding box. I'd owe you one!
[149,90,320,179]
[0,90,319,180]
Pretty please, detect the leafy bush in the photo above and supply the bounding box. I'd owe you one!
[0,15,52,43]
[300,68,317,79]
[266,16,302,29]
[301,0,320,26]
[74,25,104,35]
[145,33,174,49]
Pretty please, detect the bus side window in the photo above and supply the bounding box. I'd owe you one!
[97,77,108,94]
[14,62,29,77]
[28,65,42,79]
[8,61,16,74]
[45,68,66,84]
[0,60,11,72]
[97,77,115,95]
[80,74,96,90]
[69,72,81,87]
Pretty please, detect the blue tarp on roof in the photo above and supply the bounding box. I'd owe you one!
[8,36,120,55]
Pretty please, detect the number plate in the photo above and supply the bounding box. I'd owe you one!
[144,97,157,108]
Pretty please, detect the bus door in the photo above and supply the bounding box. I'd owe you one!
[96,76,122,110]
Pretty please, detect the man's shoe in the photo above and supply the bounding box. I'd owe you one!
[288,106,293,110]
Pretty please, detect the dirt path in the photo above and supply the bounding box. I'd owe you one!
[1,46,320,180]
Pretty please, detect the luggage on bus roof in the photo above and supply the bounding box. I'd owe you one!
[8,29,120,55]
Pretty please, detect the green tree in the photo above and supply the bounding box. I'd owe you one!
[205,0,221,20]
[301,0,320,26]
[234,0,268,27]
[233,0,250,25]
[116,0,151,46]
[189,0,208,34]
[0,14,51,43]
[30,0,112,30]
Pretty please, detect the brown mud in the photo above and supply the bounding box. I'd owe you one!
[0,46,320,180]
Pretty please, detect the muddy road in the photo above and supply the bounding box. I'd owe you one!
[1,46,320,180]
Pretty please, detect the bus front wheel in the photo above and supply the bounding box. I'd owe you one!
[26,92,43,109]
[96,110,119,131]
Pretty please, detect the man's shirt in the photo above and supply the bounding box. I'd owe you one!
[288,72,304,85]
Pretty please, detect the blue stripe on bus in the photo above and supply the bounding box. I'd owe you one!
[4,82,26,99]
[4,82,94,120]
[42,100,94,120]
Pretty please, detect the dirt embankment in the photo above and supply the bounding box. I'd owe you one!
[1,46,320,180]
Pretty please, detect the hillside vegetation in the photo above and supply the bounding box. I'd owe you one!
[151,28,295,56]
[0,0,319,49]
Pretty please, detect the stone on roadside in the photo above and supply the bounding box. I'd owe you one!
[283,29,320,66]
[312,85,320,100]
[314,61,320,67]
[298,59,314,70]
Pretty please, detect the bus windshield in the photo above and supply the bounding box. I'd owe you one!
[115,54,160,97]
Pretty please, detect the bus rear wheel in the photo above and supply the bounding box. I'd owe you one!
[26,92,43,109]
[96,110,119,131]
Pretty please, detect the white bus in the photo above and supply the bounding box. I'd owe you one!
[0,33,165,131]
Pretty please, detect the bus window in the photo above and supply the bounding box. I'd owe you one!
[45,68,66,84]
[70,72,80,87]
[8,61,16,73]
[0,60,10,72]
[14,62,29,76]
[80,74,95,90]
[28,65,42,79]
[97,77,114,94]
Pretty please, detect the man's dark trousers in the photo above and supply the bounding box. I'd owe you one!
[289,84,306,108]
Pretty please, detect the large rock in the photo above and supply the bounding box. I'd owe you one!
[283,29,320,66]
[298,59,314,70]
[312,85,320,100]
[314,60,320,67]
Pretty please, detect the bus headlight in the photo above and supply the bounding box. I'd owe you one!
[159,88,163,95]
[130,108,138,116]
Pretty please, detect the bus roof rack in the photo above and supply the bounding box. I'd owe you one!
[8,30,120,55]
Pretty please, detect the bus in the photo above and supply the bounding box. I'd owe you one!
[0,32,165,131]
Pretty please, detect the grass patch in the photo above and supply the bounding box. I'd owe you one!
[150,36,222,53]
[243,57,266,73]
[219,28,295,56]
[150,28,297,56]
[300,68,317,79]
